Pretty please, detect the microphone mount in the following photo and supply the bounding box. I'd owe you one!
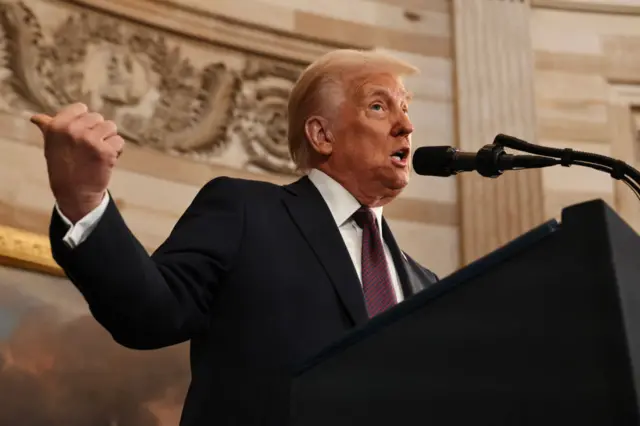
[489,134,640,200]
[412,134,640,201]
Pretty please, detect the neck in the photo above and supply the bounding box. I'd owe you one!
[314,165,399,207]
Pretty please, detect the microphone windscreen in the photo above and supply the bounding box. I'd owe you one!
[412,146,457,177]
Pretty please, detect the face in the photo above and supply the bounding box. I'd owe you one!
[314,71,414,206]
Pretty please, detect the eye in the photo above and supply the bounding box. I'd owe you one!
[370,103,384,112]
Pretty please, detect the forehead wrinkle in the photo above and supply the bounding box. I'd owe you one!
[359,86,412,106]
[340,69,412,106]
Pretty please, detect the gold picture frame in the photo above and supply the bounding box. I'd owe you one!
[0,224,63,277]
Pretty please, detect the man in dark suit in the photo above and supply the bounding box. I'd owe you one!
[32,49,438,425]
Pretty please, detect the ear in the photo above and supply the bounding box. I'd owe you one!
[304,116,334,157]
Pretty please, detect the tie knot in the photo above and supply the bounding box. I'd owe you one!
[353,207,377,230]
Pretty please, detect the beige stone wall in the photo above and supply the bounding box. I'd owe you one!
[0,0,459,277]
[531,1,640,231]
[3,0,639,281]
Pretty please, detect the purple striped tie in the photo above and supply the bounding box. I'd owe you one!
[353,207,397,318]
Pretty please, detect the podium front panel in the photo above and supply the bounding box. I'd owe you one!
[289,200,640,426]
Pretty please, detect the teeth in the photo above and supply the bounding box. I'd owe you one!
[391,150,407,161]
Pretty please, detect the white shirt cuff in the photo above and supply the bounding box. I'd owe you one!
[55,192,110,249]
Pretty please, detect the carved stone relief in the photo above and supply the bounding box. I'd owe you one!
[0,0,306,175]
[227,60,301,175]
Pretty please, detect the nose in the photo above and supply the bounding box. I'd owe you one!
[391,112,414,138]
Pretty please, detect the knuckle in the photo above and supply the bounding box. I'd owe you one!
[104,120,118,131]
[64,122,83,139]
[107,135,124,149]
[73,102,88,112]
[89,112,105,122]
[81,127,98,143]
[95,120,114,133]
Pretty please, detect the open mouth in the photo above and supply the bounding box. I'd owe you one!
[390,147,410,162]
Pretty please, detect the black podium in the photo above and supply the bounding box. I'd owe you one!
[287,199,640,426]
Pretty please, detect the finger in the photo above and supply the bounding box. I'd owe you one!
[104,135,125,156]
[48,103,89,131]
[30,113,53,133]
[68,112,106,139]
[84,120,118,143]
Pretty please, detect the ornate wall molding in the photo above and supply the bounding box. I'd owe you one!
[532,0,640,15]
[452,0,545,264]
[0,0,350,177]
[65,0,347,65]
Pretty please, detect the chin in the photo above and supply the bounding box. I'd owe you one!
[383,179,409,196]
[371,167,410,195]
[391,170,411,189]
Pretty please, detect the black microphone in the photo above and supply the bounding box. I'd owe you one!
[412,144,559,178]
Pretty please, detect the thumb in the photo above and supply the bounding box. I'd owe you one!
[30,113,53,133]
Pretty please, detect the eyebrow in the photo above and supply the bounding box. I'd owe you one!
[363,87,413,103]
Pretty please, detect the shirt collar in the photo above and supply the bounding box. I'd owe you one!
[307,168,384,229]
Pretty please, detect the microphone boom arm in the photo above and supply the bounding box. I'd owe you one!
[493,134,640,201]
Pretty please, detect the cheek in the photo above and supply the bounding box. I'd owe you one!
[335,117,390,164]
[354,119,386,144]
[352,127,384,159]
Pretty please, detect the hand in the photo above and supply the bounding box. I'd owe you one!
[31,103,125,223]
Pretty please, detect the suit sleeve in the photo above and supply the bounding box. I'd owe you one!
[49,177,245,350]
[55,191,110,248]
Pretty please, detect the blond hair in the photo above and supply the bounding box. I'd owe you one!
[287,49,419,171]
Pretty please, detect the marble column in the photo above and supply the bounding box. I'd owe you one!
[453,0,545,264]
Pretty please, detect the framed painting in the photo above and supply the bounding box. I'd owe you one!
[0,223,191,425]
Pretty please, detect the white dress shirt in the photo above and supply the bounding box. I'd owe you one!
[56,169,404,303]
[56,192,110,249]
[307,169,404,303]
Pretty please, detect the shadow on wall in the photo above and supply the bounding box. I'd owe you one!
[0,267,190,426]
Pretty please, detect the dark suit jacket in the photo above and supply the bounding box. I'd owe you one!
[49,175,438,426]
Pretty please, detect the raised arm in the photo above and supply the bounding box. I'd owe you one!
[34,104,244,349]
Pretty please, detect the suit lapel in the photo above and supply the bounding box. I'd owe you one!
[282,177,369,327]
